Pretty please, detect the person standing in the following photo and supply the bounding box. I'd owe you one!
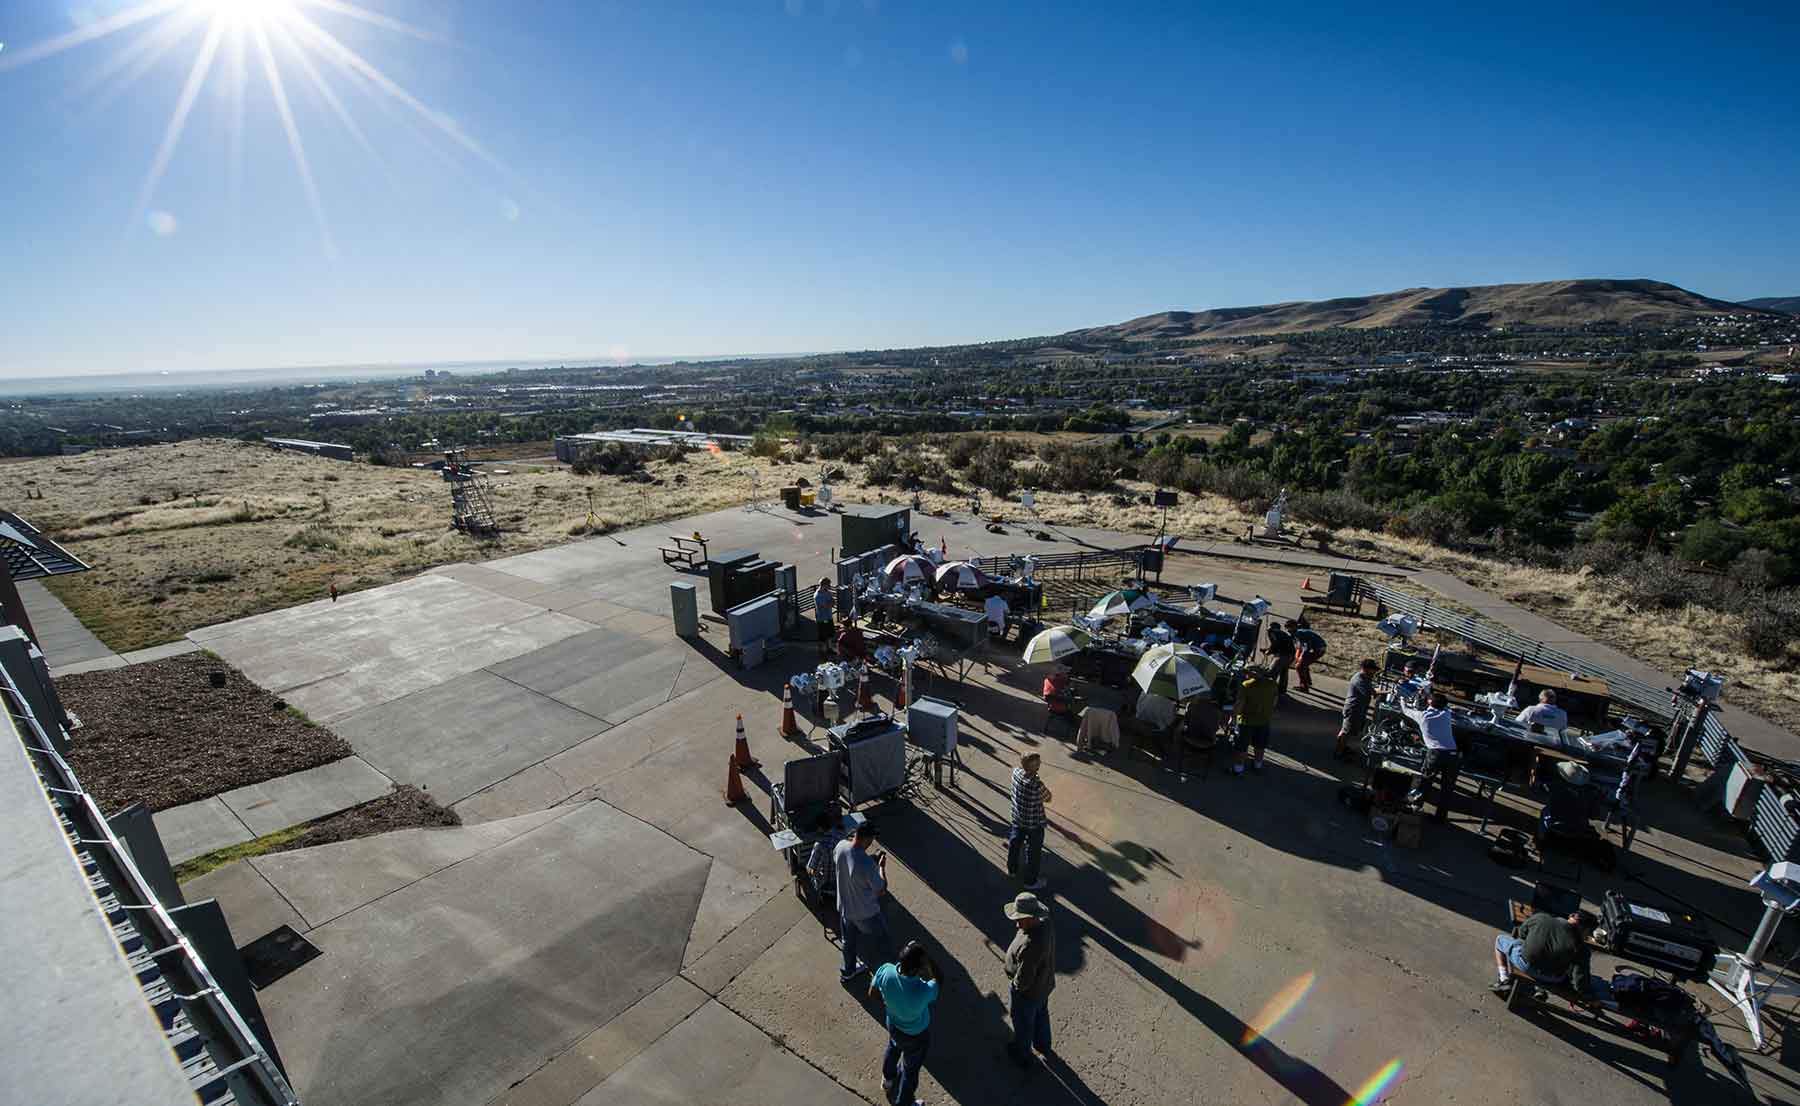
[1292,622,1327,691]
[1003,892,1057,1068]
[1335,658,1379,761]
[814,578,836,657]
[1402,691,1460,823]
[1008,753,1052,890]
[1232,667,1279,774]
[1263,620,1294,694]
[834,823,893,982]
[870,942,939,1106]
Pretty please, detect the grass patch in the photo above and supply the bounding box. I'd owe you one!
[175,825,309,880]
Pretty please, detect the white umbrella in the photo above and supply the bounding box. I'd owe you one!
[1131,642,1223,701]
[935,561,989,591]
[882,554,935,585]
[1088,588,1155,621]
[1022,625,1091,665]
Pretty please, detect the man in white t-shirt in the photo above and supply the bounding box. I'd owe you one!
[985,593,1011,637]
[1517,689,1570,734]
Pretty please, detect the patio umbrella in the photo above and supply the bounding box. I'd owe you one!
[1021,625,1091,665]
[935,560,989,591]
[1088,588,1155,621]
[1131,642,1224,701]
[882,554,935,586]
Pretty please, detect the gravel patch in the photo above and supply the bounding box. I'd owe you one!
[56,651,351,812]
[279,784,459,851]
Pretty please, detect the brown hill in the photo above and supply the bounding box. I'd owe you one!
[1084,279,1767,341]
[1745,296,1800,315]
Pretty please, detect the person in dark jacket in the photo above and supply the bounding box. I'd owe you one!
[1291,622,1327,691]
[1335,658,1379,761]
[1491,911,1593,994]
[1263,620,1293,694]
[1003,892,1057,1068]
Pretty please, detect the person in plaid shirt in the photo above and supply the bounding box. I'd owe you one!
[1008,753,1052,890]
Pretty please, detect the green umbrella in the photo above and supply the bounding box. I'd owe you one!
[1131,642,1224,701]
[1021,625,1091,665]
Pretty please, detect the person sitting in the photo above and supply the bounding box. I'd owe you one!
[837,623,870,664]
[1517,689,1570,735]
[1491,910,1594,996]
[1169,694,1219,779]
[806,808,846,887]
[1132,691,1178,748]
[1042,667,1077,718]
[985,592,1011,639]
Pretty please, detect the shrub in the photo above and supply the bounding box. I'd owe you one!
[944,436,981,469]
[571,444,645,476]
[747,433,785,459]
[1615,554,1694,611]
[1389,502,1468,547]
[968,451,1018,496]
[1741,601,1799,662]
[1289,489,1387,532]
[1039,448,1114,492]
[1733,547,1797,589]
[1677,517,1745,568]
[863,452,899,486]
[283,524,341,553]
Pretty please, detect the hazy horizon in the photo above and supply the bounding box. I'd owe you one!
[3,1,1795,378]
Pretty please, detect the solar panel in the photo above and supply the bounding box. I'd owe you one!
[0,511,88,581]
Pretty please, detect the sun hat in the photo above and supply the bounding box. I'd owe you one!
[1004,892,1051,920]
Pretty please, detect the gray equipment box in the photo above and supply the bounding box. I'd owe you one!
[841,505,911,557]
[828,718,907,805]
[727,593,782,653]
[907,697,958,757]
[670,581,700,638]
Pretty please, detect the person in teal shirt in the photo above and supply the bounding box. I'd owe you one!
[869,942,939,1106]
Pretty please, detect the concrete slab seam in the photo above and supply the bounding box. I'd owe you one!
[712,992,880,1106]
[478,667,614,730]
[486,980,712,1106]
[264,802,595,931]
[242,859,313,936]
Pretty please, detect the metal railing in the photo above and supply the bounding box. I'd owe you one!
[0,662,300,1106]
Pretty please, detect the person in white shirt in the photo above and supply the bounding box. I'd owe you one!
[1400,691,1460,823]
[984,593,1011,637]
[1516,690,1570,734]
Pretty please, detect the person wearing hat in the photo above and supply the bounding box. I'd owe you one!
[870,941,939,1106]
[833,822,893,983]
[1003,891,1057,1068]
[1008,753,1052,890]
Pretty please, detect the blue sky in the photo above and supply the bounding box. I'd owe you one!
[2,0,1796,377]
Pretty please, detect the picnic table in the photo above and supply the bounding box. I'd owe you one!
[660,534,708,569]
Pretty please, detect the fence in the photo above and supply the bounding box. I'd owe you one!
[1349,576,1800,864]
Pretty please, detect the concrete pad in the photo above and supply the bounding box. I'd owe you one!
[264,801,710,1106]
[329,669,607,803]
[680,886,807,997]
[450,763,574,824]
[572,999,864,1106]
[19,579,119,669]
[193,574,595,722]
[486,626,651,697]
[683,860,785,968]
[559,598,638,625]
[218,755,393,837]
[251,808,565,928]
[599,610,673,639]
[423,561,560,602]
[118,640,203,665]
[493,977,709,1106]
[179,859,306,942]
[153,796,253,865]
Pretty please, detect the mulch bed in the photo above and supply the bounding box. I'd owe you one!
[56,652,352,813]
[278,785,459,852]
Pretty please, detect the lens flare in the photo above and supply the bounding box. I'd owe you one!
[1240,971,1315,1047]
[1345,1058,1405,1105]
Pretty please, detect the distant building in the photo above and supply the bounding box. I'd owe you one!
[553,428,753,462]
[264,437,355,461]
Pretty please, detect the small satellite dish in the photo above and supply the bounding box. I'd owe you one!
[1021,489,1035,509]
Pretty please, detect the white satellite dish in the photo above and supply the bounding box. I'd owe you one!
[1021,489,1036,510]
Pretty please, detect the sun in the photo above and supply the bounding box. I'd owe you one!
[0,0,506,253]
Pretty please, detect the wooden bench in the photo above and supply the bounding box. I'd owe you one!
[660,534,708,569]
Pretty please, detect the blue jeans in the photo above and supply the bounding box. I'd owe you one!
[1495,934,1566,983]
[881,1025,929,1104]
[841,910,892,979]
[1008,823,1045,884]
[1009,989,1052,1063]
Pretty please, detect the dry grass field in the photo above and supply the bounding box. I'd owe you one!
[10,436,1794,731]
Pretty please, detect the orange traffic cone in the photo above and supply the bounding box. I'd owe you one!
[779,685,800,737]
[1300,576,1313,592]
[724,754,747,805]
[733,712,760,770]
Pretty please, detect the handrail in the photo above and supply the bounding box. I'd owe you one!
[0,663,300,1106]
